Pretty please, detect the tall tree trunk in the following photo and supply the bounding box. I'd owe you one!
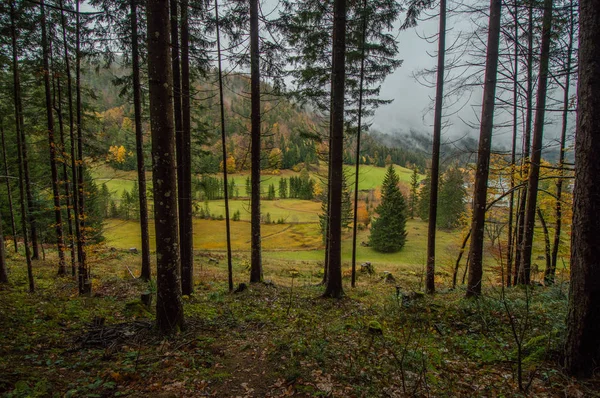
[465,0,502,298]
[549,0,575,285]
[130,0,152,281]
[514,4,534,285]
[519,0,553,286]
[52,40,76,275]
[506,0,519,288]
[170,0,190,293]
[323,0,346,298]
[41,0,67,275]
[180,0,194,294]
[10,0,34,292]
[0,119,18,253]
[59,0,80,277]
[215,0,234,292]
[75,0,89,294]
[147,0,184,334]
[350,0,368,289]
[249,0,263,283]
[426,0,446,295]
[564,0,600,376]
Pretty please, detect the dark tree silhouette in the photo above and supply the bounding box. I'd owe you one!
[40,0,67,275]
[466,0,502,298]
[563,0,600,378]
[130,0,152,281]
[10,0,34,292]
[147,0,184,334]
[249,0,263,283]
[323,0,346,299]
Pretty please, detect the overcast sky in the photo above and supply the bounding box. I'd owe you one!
[82,1,574,152]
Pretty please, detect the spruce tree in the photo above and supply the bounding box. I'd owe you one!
[369,165,407,253]
[409,166,419,219]
[417,171,431,221]
[437,168,466,229]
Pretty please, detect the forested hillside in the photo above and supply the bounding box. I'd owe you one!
[1,0,598,396]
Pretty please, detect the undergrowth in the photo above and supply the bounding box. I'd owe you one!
[0,251,597,397]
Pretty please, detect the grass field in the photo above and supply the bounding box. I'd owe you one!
[104,217,501,285]
[91,163,420,200]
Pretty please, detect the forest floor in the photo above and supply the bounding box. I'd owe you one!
[0,250,597,398]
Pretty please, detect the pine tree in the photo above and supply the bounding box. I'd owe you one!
[147,0,183,334]
[369,165,407,253]
[564,0,600,377]
[268,183,276,200]
[409,166,419,219]
[437,168,466,229]
[417,171,431,221]
[320,171,352,243]
[278,178,287,199]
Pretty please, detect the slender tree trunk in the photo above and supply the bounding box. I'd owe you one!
[519,0,553,286]
[0,119,18,253]
[323,0,346,299]
[426,0,446,295]
[59,0,80,277]
[147,0,184,334]
[130,0,152,281]
[549,0,574,285]
[10,0,34,292]
[250,0,263,283]
[564,0,600,376]
[52,41,76,275]
[536,207,551,280]
[41,0,67,275]
[75,0,89,294]
[506,0,519,288]
[351,0,368,289]
[515,4,534,285]
[465,0,502,298]
[180,0,194,294]
[215,0,234,292]
[170,0,190,292]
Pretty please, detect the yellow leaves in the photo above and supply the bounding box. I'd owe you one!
[107,145,128,164]
[220,155,237,173]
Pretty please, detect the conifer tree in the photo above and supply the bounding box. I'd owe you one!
[409,166,419,219]
[437,168,466,230]
[369,165,407,253]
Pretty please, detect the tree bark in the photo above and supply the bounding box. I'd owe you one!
[564,0,600,376]
[147,0,184,334]
[0,119,18,253]
[466,0,502,297]
[52,37,76,275]
[549,0,575,285]
[323,0,346,298]
[10,0,34,292]
[179,0,194,295]
[519,0,553,286]
[506,0,519,288]
[75,0,89,294]
[215,0,234,292]
[130,0,152,282]
[249,0,263,283]
[41,0,67,275]
[426,0,446,295]
[59,0,81,278]
[351,0,368,289]
[514,4,534,285]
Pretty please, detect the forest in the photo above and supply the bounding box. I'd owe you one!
[0,0,599,396]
